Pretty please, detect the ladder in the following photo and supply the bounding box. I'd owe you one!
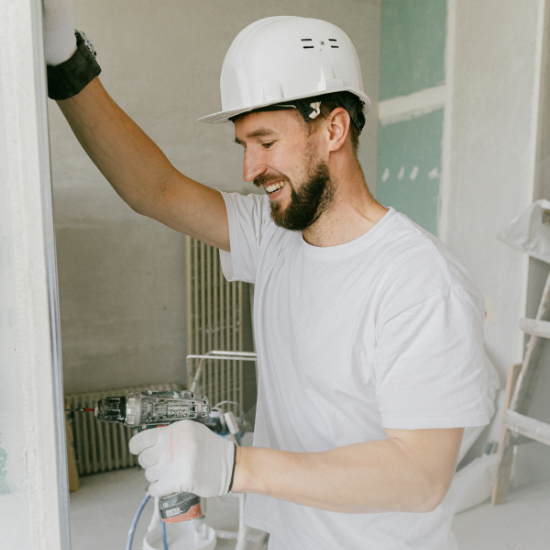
[492,270,550,504]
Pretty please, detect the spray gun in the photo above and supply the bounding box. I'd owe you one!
[94,389,211,523]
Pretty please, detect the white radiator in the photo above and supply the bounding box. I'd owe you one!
[65,383,181,476]
[185,236,248,410]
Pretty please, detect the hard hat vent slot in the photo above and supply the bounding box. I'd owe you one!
[301,38,314,49]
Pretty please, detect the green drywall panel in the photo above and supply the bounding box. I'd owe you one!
[380,0,446,100]
[377,109,443,235]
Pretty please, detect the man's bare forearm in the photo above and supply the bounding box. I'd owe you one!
[231,428,463,514]
[57,77,176,213]
[55,77,231,250]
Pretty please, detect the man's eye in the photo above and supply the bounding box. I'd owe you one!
[262,142,274,149]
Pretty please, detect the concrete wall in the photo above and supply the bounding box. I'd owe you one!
[49,1,382,395]
[440,0,550,483]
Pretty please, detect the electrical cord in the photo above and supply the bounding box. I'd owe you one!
[126,493,151,550]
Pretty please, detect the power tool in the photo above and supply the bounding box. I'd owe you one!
[94,389,211,523]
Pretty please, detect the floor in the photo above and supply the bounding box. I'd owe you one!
[451,480,550,550]
[70,467,550,550]
[70,467,267,550]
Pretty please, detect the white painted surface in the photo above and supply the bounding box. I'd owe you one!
[378,85,446,125]
[49,0,382,395]
[0,0,69,548]
[439,0,546,383]
[439,0,550,485]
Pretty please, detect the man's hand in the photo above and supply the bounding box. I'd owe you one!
[43,0,77,66]
[129,420,236,498]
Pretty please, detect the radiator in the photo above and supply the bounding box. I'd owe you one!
[185,235,247,410]
[67,238,249,477]
[65,382,182,476]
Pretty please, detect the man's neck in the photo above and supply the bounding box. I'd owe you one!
[301,160,388,248]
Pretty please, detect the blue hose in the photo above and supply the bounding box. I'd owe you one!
[162,521,169,550]
[126,493,151,550]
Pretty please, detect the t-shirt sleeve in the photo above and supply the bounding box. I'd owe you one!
[219,191,272,284]
[375,286,490,430]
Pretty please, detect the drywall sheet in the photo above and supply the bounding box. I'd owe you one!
[380,0,446,100]
[377,108,443,235]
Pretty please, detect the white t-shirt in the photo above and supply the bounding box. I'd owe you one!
[219,192,490,550]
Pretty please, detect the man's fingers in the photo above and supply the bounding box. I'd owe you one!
[129,428,161,455]
[138,446,159,469]
[144,464,162,483]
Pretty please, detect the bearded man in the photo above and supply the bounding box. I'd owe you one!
[44,5,489,549]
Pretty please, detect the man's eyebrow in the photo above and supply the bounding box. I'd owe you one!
[234,128,276,145]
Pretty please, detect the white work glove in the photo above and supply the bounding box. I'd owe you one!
[42,0,77,66]
[129,420,236,498]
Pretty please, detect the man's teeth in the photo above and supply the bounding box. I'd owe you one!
[265,181,285,194]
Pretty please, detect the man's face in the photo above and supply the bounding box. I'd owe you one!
[234,110,334,231]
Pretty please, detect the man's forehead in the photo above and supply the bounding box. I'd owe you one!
[233,109,303,143]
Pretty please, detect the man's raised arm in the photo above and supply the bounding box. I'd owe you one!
[44,0,229,251]
[56,78,230,251]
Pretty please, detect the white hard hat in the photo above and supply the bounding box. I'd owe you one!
[198,16,371,124]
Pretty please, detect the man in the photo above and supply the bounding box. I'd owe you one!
[44,4,489,549]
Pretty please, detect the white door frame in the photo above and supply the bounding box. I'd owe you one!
[0,0,70,548]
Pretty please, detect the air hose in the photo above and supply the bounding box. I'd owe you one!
[126,493,169,550]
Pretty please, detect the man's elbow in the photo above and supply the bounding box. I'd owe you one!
[415,479,451,513]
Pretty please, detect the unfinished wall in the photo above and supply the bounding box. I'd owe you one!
[377,0,446,235]
[518,1,550,487]
[49,1,382,395]
[439,0,550,484]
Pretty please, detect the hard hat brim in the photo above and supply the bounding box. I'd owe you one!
[198,88,371,124]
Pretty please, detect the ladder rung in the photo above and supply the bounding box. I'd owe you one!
[504,410,550,446]
[519,318,550,338]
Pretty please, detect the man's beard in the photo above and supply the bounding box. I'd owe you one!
[269,160,333,231]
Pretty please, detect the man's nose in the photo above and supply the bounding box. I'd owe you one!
[243,149,267,183]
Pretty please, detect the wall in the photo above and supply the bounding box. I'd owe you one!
[377,0,446,235]
[50,1,382,395]
[518,0,550,486]
[440,0,550,484]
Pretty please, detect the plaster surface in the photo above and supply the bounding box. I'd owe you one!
[439,0,545,385]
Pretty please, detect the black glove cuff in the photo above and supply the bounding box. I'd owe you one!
[47,31,102,100]
[227,443,237,493]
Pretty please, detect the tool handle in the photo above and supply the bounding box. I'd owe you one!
[159,492,202,523]
[133,424,202,523]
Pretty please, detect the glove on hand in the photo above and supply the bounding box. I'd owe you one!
[43,0,77,66]
[129,420,236,499]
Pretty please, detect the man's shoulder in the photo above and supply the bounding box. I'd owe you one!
[374,211,483,310]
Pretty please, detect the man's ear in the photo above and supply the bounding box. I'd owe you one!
[327,107,352,153]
